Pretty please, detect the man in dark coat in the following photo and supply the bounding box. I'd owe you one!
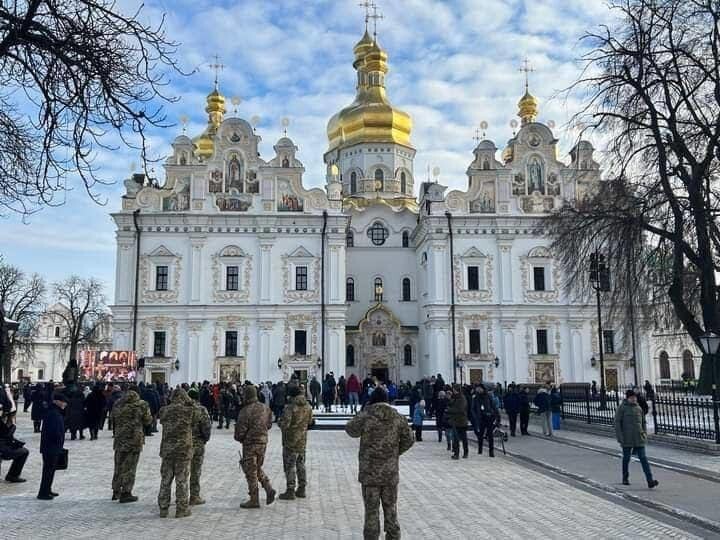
[272,382,286,422]
[140,382,160,435]
[30,384,47,433]
[471,386,500,456]
[447,384,469,459]
[503,385,521,437]
[38,393,67,500]
[0,418,29,482]
[84,384,107,440]
[66,389,86,440]
[518,387,531,435]
[309,376,321,410]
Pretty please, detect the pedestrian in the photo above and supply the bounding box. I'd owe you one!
[234,385,276,509]
[337,375,347,412]
[30,384,46,433]
[278,384,314,500]
[309,376,321,410]
[22,384,32,413]
[412,399,425,441]
[643,380,655,402]
[37,393,67,500]
[534,386,552,436]
[1,415,29,483]
[447,384,469,459]
[518,387,530,435]
[66,389,86,440]
[614,389,659,489]
[435,390,449,445]
[345,386,414,540]
[111,385,152,502]
[157,388,195,518]
[503,384,520,437]
[84,384,106,441]
[187,388,211,506]
[347,373,361,414]
[272,381,286,422]
[472,386,500,457]
[550,387,562,431]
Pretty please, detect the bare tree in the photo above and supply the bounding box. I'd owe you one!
[0,1,187,216]
[50,276,108,370]
[0,257,46,383]
[547,0,720,391]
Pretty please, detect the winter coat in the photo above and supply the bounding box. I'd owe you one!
[534,389,551,413]
[191,401,212,446]
[518,392,531,413]
[550,390,562,413]
[504,392,521,414]
[412,403,425,426]
[111,390,152,452]
[141,386,160,415]
[66,393,86,431]
[435,397,450,429]
[614,400,647,448]
[446,392,469,428]
[159,389,194,459]
[278,395,314,453]
[40,404,65,456]
[199,386,214,411]
[272,384,286,408]
[471,393,500,428]
[345,402,414,486]
[346,375,361,394]
[309,378,322,397]
[30,387,47,421]
[234,386,272,446]
[84,389,107,427]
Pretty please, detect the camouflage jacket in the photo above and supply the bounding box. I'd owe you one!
[234,388,271,447]
[278,395,313,453]
[159,388,194,459]
[192,400,212,446]
[345,402,414,486]
[112,390,152,452]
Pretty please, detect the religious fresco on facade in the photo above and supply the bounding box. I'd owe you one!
[512,174,526,197]
[470,182,496,213]
[535,361,555,384]
[527,157,545,194]
[162,181,190,211]
[216,195,252,212]
[226,154,244,192]
[277,181,303,212]
[209,169,223,193]
[219,363,244,384]
[246,170,259,194]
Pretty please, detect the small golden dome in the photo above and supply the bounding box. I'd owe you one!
[518,90,538,125]
[193,87,227,160]
[353,30,374,67]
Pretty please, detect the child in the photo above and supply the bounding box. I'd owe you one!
[412,399,425,441]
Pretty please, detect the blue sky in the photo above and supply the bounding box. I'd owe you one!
[0,0,614,303]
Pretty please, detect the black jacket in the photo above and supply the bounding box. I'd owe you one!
[471,393,500,427]
[0,421,25,458]
[503,392,521,414]
[40,405,65,456]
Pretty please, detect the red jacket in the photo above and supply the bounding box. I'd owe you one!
[347,375,361,393]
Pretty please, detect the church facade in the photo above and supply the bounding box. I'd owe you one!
[110,28,663,388]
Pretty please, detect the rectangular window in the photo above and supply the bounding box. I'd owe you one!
[295,266,308,291]
[346,279,355,301]
[153,331,166,357]
[603,330,615,354]
[294,330,307,355]
[536,329,548,355]
[155,265,169,291]
[469,329,481,354]
[467,266,480,291]
[225,331,238,357]
[38,368,44,380]
[533,267,546,291]
[226,266,239,291]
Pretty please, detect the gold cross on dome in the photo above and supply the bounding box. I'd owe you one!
[369,2,384,39]
[359,0,373,29]
[209,54,225,89]
[519,57,534,90]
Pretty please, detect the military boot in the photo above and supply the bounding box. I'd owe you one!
[176,507,192,518]
[119,493,138,503]
[111,491,120,501]
[278,488,296,501]
[295,486,306,499]
[189,496,206,506]
[240,490,260,509]
[262,480,276,505]
[159,508,169,518]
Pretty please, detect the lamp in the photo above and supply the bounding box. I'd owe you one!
[174,359,180,371]
[698,333,720,355]
[277,357,283,370]
[590,356,597,368]
[629,356,636,368]
[494,357,500,368]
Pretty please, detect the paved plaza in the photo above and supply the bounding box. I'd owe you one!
[1,414,706,539]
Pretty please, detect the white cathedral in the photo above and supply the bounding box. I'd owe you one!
[110,27,674,388]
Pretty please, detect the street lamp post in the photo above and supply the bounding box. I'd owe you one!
[697,333,720,444]
[590,250,611,410]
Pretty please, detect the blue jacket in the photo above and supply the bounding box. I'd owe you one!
[503,392,521,414]
[412,404,425,426]
[534,390,551,413]
[40,405,65,456]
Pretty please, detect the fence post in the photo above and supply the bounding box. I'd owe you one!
[585,384,591,424]
[560,385,565,420]
[713,389,720,444]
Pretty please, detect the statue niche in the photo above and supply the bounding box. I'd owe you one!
[227,154,244,193]
[527,157,544,195]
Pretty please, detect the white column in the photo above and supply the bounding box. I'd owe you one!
[115,237,134,304]
[569,323,584,382]
[257,321,274,382]
[431,243,447,303]
[259,242,273,304]
[190,237,205,303]
[328,243,345,304]
[187,321,203,383]
[498,242,513,303]
[501,321,517,383]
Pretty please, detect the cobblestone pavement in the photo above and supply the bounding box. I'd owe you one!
[1,414,701,539]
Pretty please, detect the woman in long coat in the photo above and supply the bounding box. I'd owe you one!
[84,384,106,440]
[30,384,47,433]
[66,389,86,440]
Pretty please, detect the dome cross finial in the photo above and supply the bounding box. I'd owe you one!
[209,54,224,90]
[369,2,384,41]
[359,1,373,30]
[519,57,534,92]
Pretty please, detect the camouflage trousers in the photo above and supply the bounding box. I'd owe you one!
[240,444,270,495]
[282,447,306,490]
[361,484,400,540]
[190,443,205,498]
[112,450,140,495]
[158,456,191,511]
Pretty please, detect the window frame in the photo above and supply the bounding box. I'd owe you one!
[346,277,355,302]
[469,329,482,354]
[294,330,307,356]
[603,330,615,354]
[467,266,480,291]
[374,277,384,302]
[403,344,412,366]
[368,222,388,246]
[346,230,354,247]
[153,331,167,357]
[226,265,240,291]
[536,329,549,355]
[346,344,355,367]
[295,265,308,291]
[155,265,169,291]
[402,277,412,301]
[533,266,546,291]
[225,330,238,357]
[402,231,409,248]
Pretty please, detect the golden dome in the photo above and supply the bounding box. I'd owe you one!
[327,35,412,153]
[194,87,227,160]
[518,90,538,125]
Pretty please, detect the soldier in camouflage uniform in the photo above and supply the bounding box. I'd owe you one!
[157,388,196,518]
[111,386,152,503]
[234,385,276,509]
[346,386,414,540]
[187,387,212,506]
[278,384,314,500]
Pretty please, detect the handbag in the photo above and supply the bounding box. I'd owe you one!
[56,448,69,471]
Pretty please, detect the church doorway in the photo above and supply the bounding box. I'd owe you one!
[293,369,308,388]
[372,367,389,383]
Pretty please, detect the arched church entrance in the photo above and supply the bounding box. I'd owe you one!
[347,304,406,383]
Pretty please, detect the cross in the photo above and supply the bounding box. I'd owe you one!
[473,128,482,143]
[519,57,534,91]
[369,2,384,40]
[209,54,224,89]
[359,0,373,30]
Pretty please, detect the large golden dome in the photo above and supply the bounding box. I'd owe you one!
[326,33,412,152]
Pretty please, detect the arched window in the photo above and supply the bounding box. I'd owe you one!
[282,156,290,168]
[346,345,355,367]
[402,278,411,301]
[374,168,384,191]
[402,231,409,248]
[374,278,383,302]
[367,222,388,246]
[54,326,60,338]
[346,278,355,302]
[350,171,357,194]
[400,172,407,193]
[682,350,695,379]
[482,158,490,170]
[659,351,671,379]
[404,344,412,366]
[346,230,354,247]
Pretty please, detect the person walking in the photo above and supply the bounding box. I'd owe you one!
[472,386,500,457]
[309,376,321,410]
[234,385,276,509]
[550,387,562,431]
[447,384,469,459]
[412,399,425,442]
[614,389,659,489]
[37,393,66,500]
[187,388,211,506]
[66,388,86,440]
[347,373,361,414]
[278,384,314,500]
[345,386,414,540]
[518,387,531,435]
[111,386,152,502]
[503,384,520,437]
[272,381,286,422]
[30,384,46,433]
[84,384,106,441]
[534,386,552,436]
[435,390,449,445]
[157,388,195,518]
